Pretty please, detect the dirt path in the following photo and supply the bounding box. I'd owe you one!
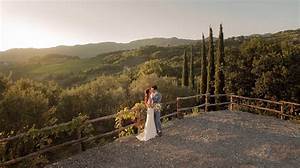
[46,110,300,168]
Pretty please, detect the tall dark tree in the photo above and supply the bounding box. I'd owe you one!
[189,45,195,89]
[206,27,215,96]
[200,33,207,95]
[182,49,189,87]
[215,24,226,108]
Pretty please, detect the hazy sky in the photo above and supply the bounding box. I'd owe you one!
[0,0,299,51]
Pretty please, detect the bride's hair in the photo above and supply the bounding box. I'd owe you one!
[144,88,150,105]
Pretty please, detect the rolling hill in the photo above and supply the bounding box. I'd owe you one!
[0,29,299,87]
[0,37,197,63]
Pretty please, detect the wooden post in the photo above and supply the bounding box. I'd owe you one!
[176,97,183,119]
[290,104,295,116]
[215,94,219,111]
[229,94,233,111]
[205,93,210,112]
[77,126,83,152]
[280,102,284,120]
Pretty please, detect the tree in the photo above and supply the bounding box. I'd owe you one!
[130,73,194,103]
[57,76,128,122]
[206,27,215,95]
[200,33,207,96]
[137,59,171,77]
[215,24,226,106]
[189,45,195,89]
[182,49,189,87]
[0,79,58,132]
[0,74,10,98]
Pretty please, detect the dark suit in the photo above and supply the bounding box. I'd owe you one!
[152,91,162,133]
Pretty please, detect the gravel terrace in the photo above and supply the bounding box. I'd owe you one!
[46,110,300,168]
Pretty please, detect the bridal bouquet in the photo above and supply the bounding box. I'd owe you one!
[153,103,162,112]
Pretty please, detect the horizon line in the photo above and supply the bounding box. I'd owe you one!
[1,28,298,52]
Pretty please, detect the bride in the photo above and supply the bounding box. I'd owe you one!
[136,88,157,141]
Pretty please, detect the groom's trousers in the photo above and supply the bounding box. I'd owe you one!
[154,111,162,132]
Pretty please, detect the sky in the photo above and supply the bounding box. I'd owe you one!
[0,0,299,51]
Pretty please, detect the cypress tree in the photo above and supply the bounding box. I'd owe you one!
[215,24,226,108]
[189,45,195,89]
[200,33,207,96]
[206,27,215,95]
[182,49,189,87]
[206,27,215,109]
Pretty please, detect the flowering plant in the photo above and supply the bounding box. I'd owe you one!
[153,103,162,112]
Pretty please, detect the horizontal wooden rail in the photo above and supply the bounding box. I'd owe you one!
[161,101,177,104]
[160,112,178,119]
[1,94,298,166]
[177,103,206,112]
[234,103,297,118]
[232,103,281,113]
[206,102,231,107]
[82,123,136,143]
[0,101,177,143]
[231,95,282,105]
[0,114,116,143]
[0,123,136,166]
[87,114,116,124]
[177,94,299,119]
[177,94,205,100]
[0,100,180,166]
[177,102,231,112]
[209,94,228,98]
[0,120,77,143]
[280,101,300,106]
[177,93,229,100]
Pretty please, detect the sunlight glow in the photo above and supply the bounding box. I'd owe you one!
[2,21,75,50]
[0,0,299,51]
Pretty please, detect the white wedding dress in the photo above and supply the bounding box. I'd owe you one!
[136,107,157,141]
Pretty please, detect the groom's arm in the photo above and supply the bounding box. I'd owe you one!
[153,94,159,103]
[157,93,162,103]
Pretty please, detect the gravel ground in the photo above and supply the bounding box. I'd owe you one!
[45,110,300,168]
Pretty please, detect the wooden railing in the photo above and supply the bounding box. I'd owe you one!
[0,101,176,167]
[176,93,300,120]
[0,94,299,166]
[176,93,230,118]
[230,95,300,119]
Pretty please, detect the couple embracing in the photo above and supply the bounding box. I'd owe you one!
[136,85,162,141]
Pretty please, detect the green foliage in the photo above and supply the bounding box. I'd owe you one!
[130,73,194,103]
[1,113,93,168]
[28,54,80,65]
[189,46,195,89]
[215,24,226,105]
[182,49,189,87]
[137,59,171,77]
[224,35,300,102]
[206,27,215,106]
[1,28,299,167]
[200,34,207,95]
[0,79,61,133]
[56,76,129,122]
[115,102,146,137]
[224,37,261,96]
[0,74,11,96]
[0,37,197,63]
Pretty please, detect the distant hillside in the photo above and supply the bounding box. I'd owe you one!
[0,28,299,87]
[0,37,197,63]
[28,54,80,65]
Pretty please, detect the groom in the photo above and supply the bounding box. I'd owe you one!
[151,85,162,137]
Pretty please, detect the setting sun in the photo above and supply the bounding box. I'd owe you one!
[1,20,83,50]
